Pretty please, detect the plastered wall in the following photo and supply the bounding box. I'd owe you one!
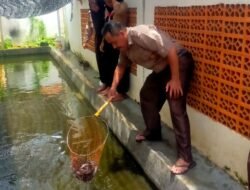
[64,0,250,183]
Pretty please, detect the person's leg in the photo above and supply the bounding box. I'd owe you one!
[169,51,195,174]
[111,46,130,97]
[109,66,130,102]
[98,41,118,95]
[95,35,106,87]
[168,95,193,164]
[138,70,168,141]
[103,42,119,87]
[101,42,130,100]
[91,11,106,89]
[116,66,130,94]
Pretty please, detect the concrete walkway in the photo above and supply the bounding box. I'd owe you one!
[51,49,245,190]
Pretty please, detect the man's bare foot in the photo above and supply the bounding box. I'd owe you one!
[171,158,196,175]
[111,93,125,102]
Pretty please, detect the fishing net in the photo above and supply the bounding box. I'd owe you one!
[67,115,109,182]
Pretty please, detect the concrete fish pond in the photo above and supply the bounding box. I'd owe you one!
[0,54,156,190]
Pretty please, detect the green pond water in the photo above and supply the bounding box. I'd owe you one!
[0,55,156,190]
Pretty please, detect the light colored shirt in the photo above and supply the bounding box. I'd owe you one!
[112,1,128,25]
[120,25,186,73]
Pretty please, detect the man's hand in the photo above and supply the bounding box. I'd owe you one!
[107,87,117,101]
[166,79,183,99]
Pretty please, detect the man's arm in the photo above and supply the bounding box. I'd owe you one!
[166,47,183,98]
[108,54,130,99]
[110,63,127,91]
[168,47,179,81]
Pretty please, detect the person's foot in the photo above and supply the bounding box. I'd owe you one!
[135,131,162,143]
[135,133,146,142]
[111,93,126,102]
[171,158,196,175]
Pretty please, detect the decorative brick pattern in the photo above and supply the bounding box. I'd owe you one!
[80,8,138,75]
[80,9,95,51]
[155,4,250,138]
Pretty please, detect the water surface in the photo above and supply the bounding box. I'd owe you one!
[0,55,156,190]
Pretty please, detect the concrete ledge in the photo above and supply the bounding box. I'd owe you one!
[0,47,51,56]
[50,48,245,190]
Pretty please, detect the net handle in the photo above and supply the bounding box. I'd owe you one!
[94,98,111,117]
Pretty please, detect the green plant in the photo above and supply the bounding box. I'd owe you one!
[25,17,56,47]
[38,37,56,47]
[1,17,56,49]
[3,38,13,49]
[0,87,6,101]
[29,17,46,40]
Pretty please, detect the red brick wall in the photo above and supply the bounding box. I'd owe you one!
[81,9,95,52]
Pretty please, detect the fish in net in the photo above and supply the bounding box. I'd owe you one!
[67,103,110,182]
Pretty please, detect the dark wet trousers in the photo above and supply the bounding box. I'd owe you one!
[90,9,105,84]
[102,41,130,94]
[91,11,129,94]
[140,50,195,163]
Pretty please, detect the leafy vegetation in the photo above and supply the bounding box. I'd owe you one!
[0,17,56,49]
[26,17,55,47]
[3,38,13,49]
[30,18,46,38]
[25,36,55,47]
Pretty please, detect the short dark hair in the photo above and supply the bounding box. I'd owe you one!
[101,21,125,36]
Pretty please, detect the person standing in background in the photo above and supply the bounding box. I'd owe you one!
[84,0,106,92]
[99,0,130,101]
[84,0,129,100]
